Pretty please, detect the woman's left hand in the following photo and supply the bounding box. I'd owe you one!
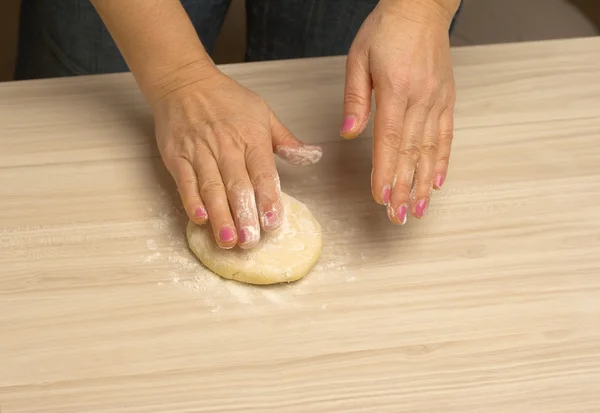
[340,0,460,225]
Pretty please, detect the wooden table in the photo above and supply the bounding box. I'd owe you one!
[2,37,600,412]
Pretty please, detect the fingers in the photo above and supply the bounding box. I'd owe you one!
[245,142,284,233]
[433,106,454,190]
[271,111,323,166]
[215,146,261,250]
[340,48,373,139]
[388,104,428,224]
[192,149,239,249]
[410,108,440,219]
[171,157,208,225]
[372,91,407,206]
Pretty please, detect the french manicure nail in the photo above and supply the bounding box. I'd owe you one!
[381,185,391,205]
[194,206,208,219]
[434,174,445,189]
[415,199,429,218]
[219,226,236,243]
[397,204,408,225]
[340,116,357,135]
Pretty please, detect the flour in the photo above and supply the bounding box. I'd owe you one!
[275,144,323,166]
[167,253,198,271]
[143,252,161,263]
[142,186,359,312]
[235,189,260,246]
[194,199,318,278]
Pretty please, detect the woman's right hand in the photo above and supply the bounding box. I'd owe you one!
[152,67,322,250]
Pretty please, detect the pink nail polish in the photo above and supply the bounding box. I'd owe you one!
[381,185,391,205]
[397,204,408,225]
[415,200,429,218]
[340,116,356,134]
[262,210,278,227]
[219,227,235,242]
[238,226,259,246]
[434,174,445,189]
[238,228,247,244]
[194,207,208,219]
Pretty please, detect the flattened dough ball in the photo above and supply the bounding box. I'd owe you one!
[187,193,323,285]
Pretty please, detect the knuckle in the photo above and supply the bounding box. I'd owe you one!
[224,178,249,194]
[177,175,197,188]
[396,168,416,186]
[375,73,410,102]
[442,91,456,106]
[162,125,211,160]
[245,144,272,168]
[392,181,413,201]
[214,124,241,145]
[424,78,441,95]
[380,121,403,144]
[216,123,269,153]
[243,125,270,145]
[161,133,191,159]
[199,179,224,197]
[440,126,454,142]
[344,89,368,107]
[415,90,437,108]
[388,78,410,102]
[421,140,438,156]
[398,144,421,164]
[411,76,441,107]
[251,169,278,188]
[437,153,450,163]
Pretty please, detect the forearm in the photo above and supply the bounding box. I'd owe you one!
[91,0,217,104]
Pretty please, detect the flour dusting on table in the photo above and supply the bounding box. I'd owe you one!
[142,190,361,312]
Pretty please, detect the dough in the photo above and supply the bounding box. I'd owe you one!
[187,193,323,285]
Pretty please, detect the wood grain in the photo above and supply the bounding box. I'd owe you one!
[1,37,600,412]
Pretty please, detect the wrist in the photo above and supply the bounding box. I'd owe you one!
[142,52,220,106]
[431,0,461,16]
[379,0,461,26]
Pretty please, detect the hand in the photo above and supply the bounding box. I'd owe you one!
[153,68,322,249]
[341,0,459,224]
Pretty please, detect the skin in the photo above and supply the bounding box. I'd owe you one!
[342,0,460,224]
[91,0,459,248]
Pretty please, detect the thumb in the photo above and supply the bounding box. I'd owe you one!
[270,111,323,166]
[340,51,372,139]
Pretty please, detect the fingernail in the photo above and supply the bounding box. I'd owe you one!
[386,203,395,221]
[340,116,357,135]
[381,185,391,205]
[434,174,445,189]
[219,226,236,242]
[194,207,208,219]
[415,200,429,218]
[238,228,247,244]
[262,210,278,228]
[397,204,408,225]
[239,226,259,246]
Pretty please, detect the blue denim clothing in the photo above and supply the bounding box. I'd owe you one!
[15,0,462,80]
